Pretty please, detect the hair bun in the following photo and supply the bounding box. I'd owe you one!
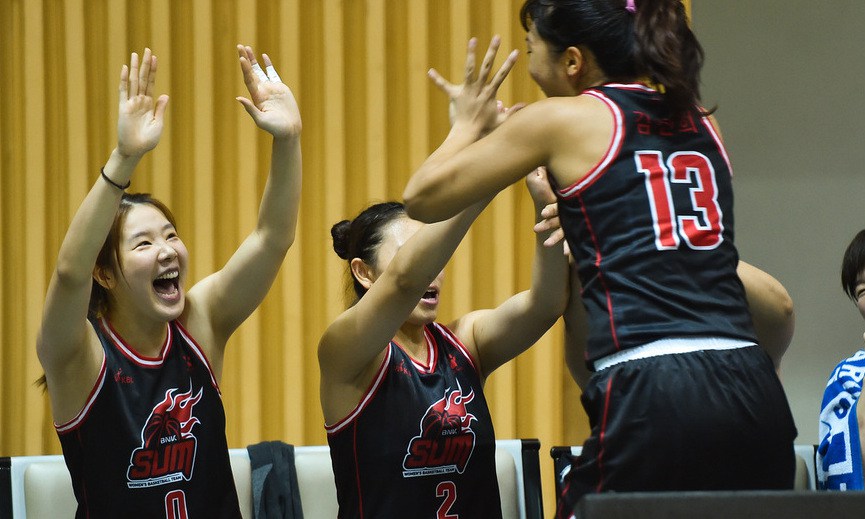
[331,220,352,259]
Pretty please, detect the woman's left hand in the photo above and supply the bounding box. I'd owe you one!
[236,44,302,138]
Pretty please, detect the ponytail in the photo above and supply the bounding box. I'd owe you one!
[632,0,704,115]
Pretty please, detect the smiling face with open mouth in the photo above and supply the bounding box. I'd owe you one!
[111,203,189,324]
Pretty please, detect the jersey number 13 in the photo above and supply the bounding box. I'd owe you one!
[636,150,724,251]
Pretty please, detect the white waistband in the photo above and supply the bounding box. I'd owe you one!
[592,337,756,372]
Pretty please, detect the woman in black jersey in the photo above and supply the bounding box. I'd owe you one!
[318,169,568,518]
[36,46,301,518]
[403,0,797,515]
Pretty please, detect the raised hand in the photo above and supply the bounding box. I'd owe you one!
[117,48,169,158]
[428,36,519,136]
[236,45,301,139]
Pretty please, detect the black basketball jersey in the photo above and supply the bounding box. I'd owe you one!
[56,317,241,518]
[326,322,502,519]
[553,83,757,365]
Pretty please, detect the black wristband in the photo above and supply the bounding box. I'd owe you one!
[101,167,131,190]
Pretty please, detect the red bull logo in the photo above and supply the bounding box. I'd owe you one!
[127,384,202,488]
[403,384,477,477]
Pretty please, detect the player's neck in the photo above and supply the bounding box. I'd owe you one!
[395,323,429,364]
[104,311,170,358]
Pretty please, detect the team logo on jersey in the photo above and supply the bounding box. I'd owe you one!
[127,383,202,488]
[402,383,477,478]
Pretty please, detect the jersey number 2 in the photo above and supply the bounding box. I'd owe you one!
[436,481,459,519]
[636,150,723,251]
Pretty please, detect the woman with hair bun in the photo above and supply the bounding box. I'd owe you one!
[403,0,797,513]
[319,169,569,518]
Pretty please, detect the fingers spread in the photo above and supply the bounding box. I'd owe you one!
[236,96,260,119]
[427,68,453,94]
[478,35,501,85]
[145,55,158,98]
[464,37,477,85]
[263,54,282,82]
[488,49,519,92]
[119,64,129,102]
[238,56,258,90]
[129,52,140,98]
[139,48,152,97]
[251,62,268,82]
[154,94,170,121]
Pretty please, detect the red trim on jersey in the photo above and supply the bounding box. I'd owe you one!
[403,328,437,373]
[432,322,480,376]
[557,89,625,199]
[389,328,438,373]
[325,346,392,435]
[174,321,222,395]
[55,356,108,434]
[555,478,571,519]
[99,317,172,367]
[595,375,616,492]
[577,192,621,352]
[700,115,733,176]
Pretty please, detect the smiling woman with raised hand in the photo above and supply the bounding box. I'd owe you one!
[36,44,301,518]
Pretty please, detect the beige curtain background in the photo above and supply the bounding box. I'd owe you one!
[0,0,688,514]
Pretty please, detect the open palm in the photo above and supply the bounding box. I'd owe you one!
[117,48,169,158]
[236,45,301,138]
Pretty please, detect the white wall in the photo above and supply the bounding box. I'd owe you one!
[693,1,865,443]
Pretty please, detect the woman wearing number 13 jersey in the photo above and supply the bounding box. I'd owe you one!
[403,0,797,514]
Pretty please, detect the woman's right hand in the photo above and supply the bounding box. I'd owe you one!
[117,48,169,158]
[428,36,519,136]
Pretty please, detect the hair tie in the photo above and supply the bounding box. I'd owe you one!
[625,0,636,13]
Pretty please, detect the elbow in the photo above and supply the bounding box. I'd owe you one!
[53,261,95,291]
[402,187,436,223]
[779,292,795,320]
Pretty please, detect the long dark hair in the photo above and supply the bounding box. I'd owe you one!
[331,202,406,301]
[520,0,705,115]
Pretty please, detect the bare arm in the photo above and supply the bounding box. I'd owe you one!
[450,169,570,378]
[738,261,794,372]
[38,49,168,418]
[403,37,545,222]
[185,45,302,352]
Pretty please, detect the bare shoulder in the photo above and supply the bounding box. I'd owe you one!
[41,325,106,425]
[521,94,615,188]
[177,289,226,372]
[445,311,487,365]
